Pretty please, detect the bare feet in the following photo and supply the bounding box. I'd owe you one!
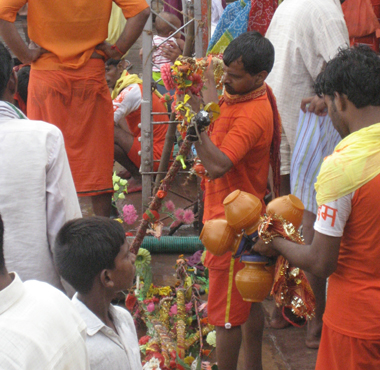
[269,306,290,329]
[270,306,306,329]
[305,318,322,349]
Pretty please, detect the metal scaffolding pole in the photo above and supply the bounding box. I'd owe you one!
[140,0,209,211]
[194,0,209,57]
[140,0,154,211]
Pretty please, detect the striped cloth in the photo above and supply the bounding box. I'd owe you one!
[290,110,341,214]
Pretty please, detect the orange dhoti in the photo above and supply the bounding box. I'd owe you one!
[206,254,252,327]
[27,59,114,196]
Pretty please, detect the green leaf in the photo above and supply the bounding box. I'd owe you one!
[176,353,191,370]
[195,356,202,370]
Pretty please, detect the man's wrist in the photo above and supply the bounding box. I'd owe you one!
[111,44,125,56]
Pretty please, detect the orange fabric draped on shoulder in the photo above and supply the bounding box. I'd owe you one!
[0,0,149,70]
[27,60,114,196]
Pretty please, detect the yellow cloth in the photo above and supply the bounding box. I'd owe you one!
[107,3,127,45]
[111,71,143,99]
[111,70,164,105]
[315,122,380,206]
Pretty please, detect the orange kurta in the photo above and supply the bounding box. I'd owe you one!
[204,92,273,326]
[0,0,149,70]
[316,174,380,369]
[0,0,149,195]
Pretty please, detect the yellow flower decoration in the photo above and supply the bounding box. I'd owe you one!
[184,356,195,365]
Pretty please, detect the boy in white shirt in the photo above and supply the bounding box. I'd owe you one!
[54,217,141,370]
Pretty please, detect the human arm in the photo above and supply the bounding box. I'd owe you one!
[96,7,150,59]
[0,20,44,63]
[194,132,233,179]
[201,58,219,105]
[253,231,341,278]
[254,193,353,278]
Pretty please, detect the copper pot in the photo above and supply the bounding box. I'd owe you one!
[223,190,262,235]
[235,255,274,302]
[200,219,238,256]
[266,194,304,229]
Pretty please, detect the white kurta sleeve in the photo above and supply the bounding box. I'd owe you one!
[113,84,142,123]
[45,127,82,253]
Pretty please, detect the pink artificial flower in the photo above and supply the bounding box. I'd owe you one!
[174,208,185,222]
[147,302,155,313]
[169,304,177,316]
[123,204,138,225]
[183,209,195,224]
[161,63,175,91]
[185,302,193,312]
[164,200,176,212]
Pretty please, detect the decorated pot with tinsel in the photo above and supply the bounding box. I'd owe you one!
[235,255,274,302]
[266,194,304,230]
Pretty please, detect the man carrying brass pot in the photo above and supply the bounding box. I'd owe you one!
[254,46,380,370]
[188,31,281,370]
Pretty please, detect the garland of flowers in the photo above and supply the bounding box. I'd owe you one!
[130,56,223,255]
[128,252,216,369]
[176,289,186,360]
[258,214,316,321]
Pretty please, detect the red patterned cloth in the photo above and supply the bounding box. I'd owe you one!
[247,0,278,36]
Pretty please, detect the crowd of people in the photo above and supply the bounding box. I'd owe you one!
[0,0,379,369]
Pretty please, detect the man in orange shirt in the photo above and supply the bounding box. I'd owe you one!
[254,46,380,369]
[0,0,150,216]
[105,58,169,189]
[189,31,281,370]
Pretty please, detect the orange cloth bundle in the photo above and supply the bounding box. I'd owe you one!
[258,214,316,321]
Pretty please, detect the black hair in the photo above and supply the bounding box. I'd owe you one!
[223,31,275,75]
[17,65,31,104]
[0,215,4,273]
[105,58,122,67]
[0,43,14,99]
[54,217,126,294]
[315,45,380,108]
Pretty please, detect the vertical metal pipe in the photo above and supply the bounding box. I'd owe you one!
[141,0,153,211]
[194,0,209,57]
